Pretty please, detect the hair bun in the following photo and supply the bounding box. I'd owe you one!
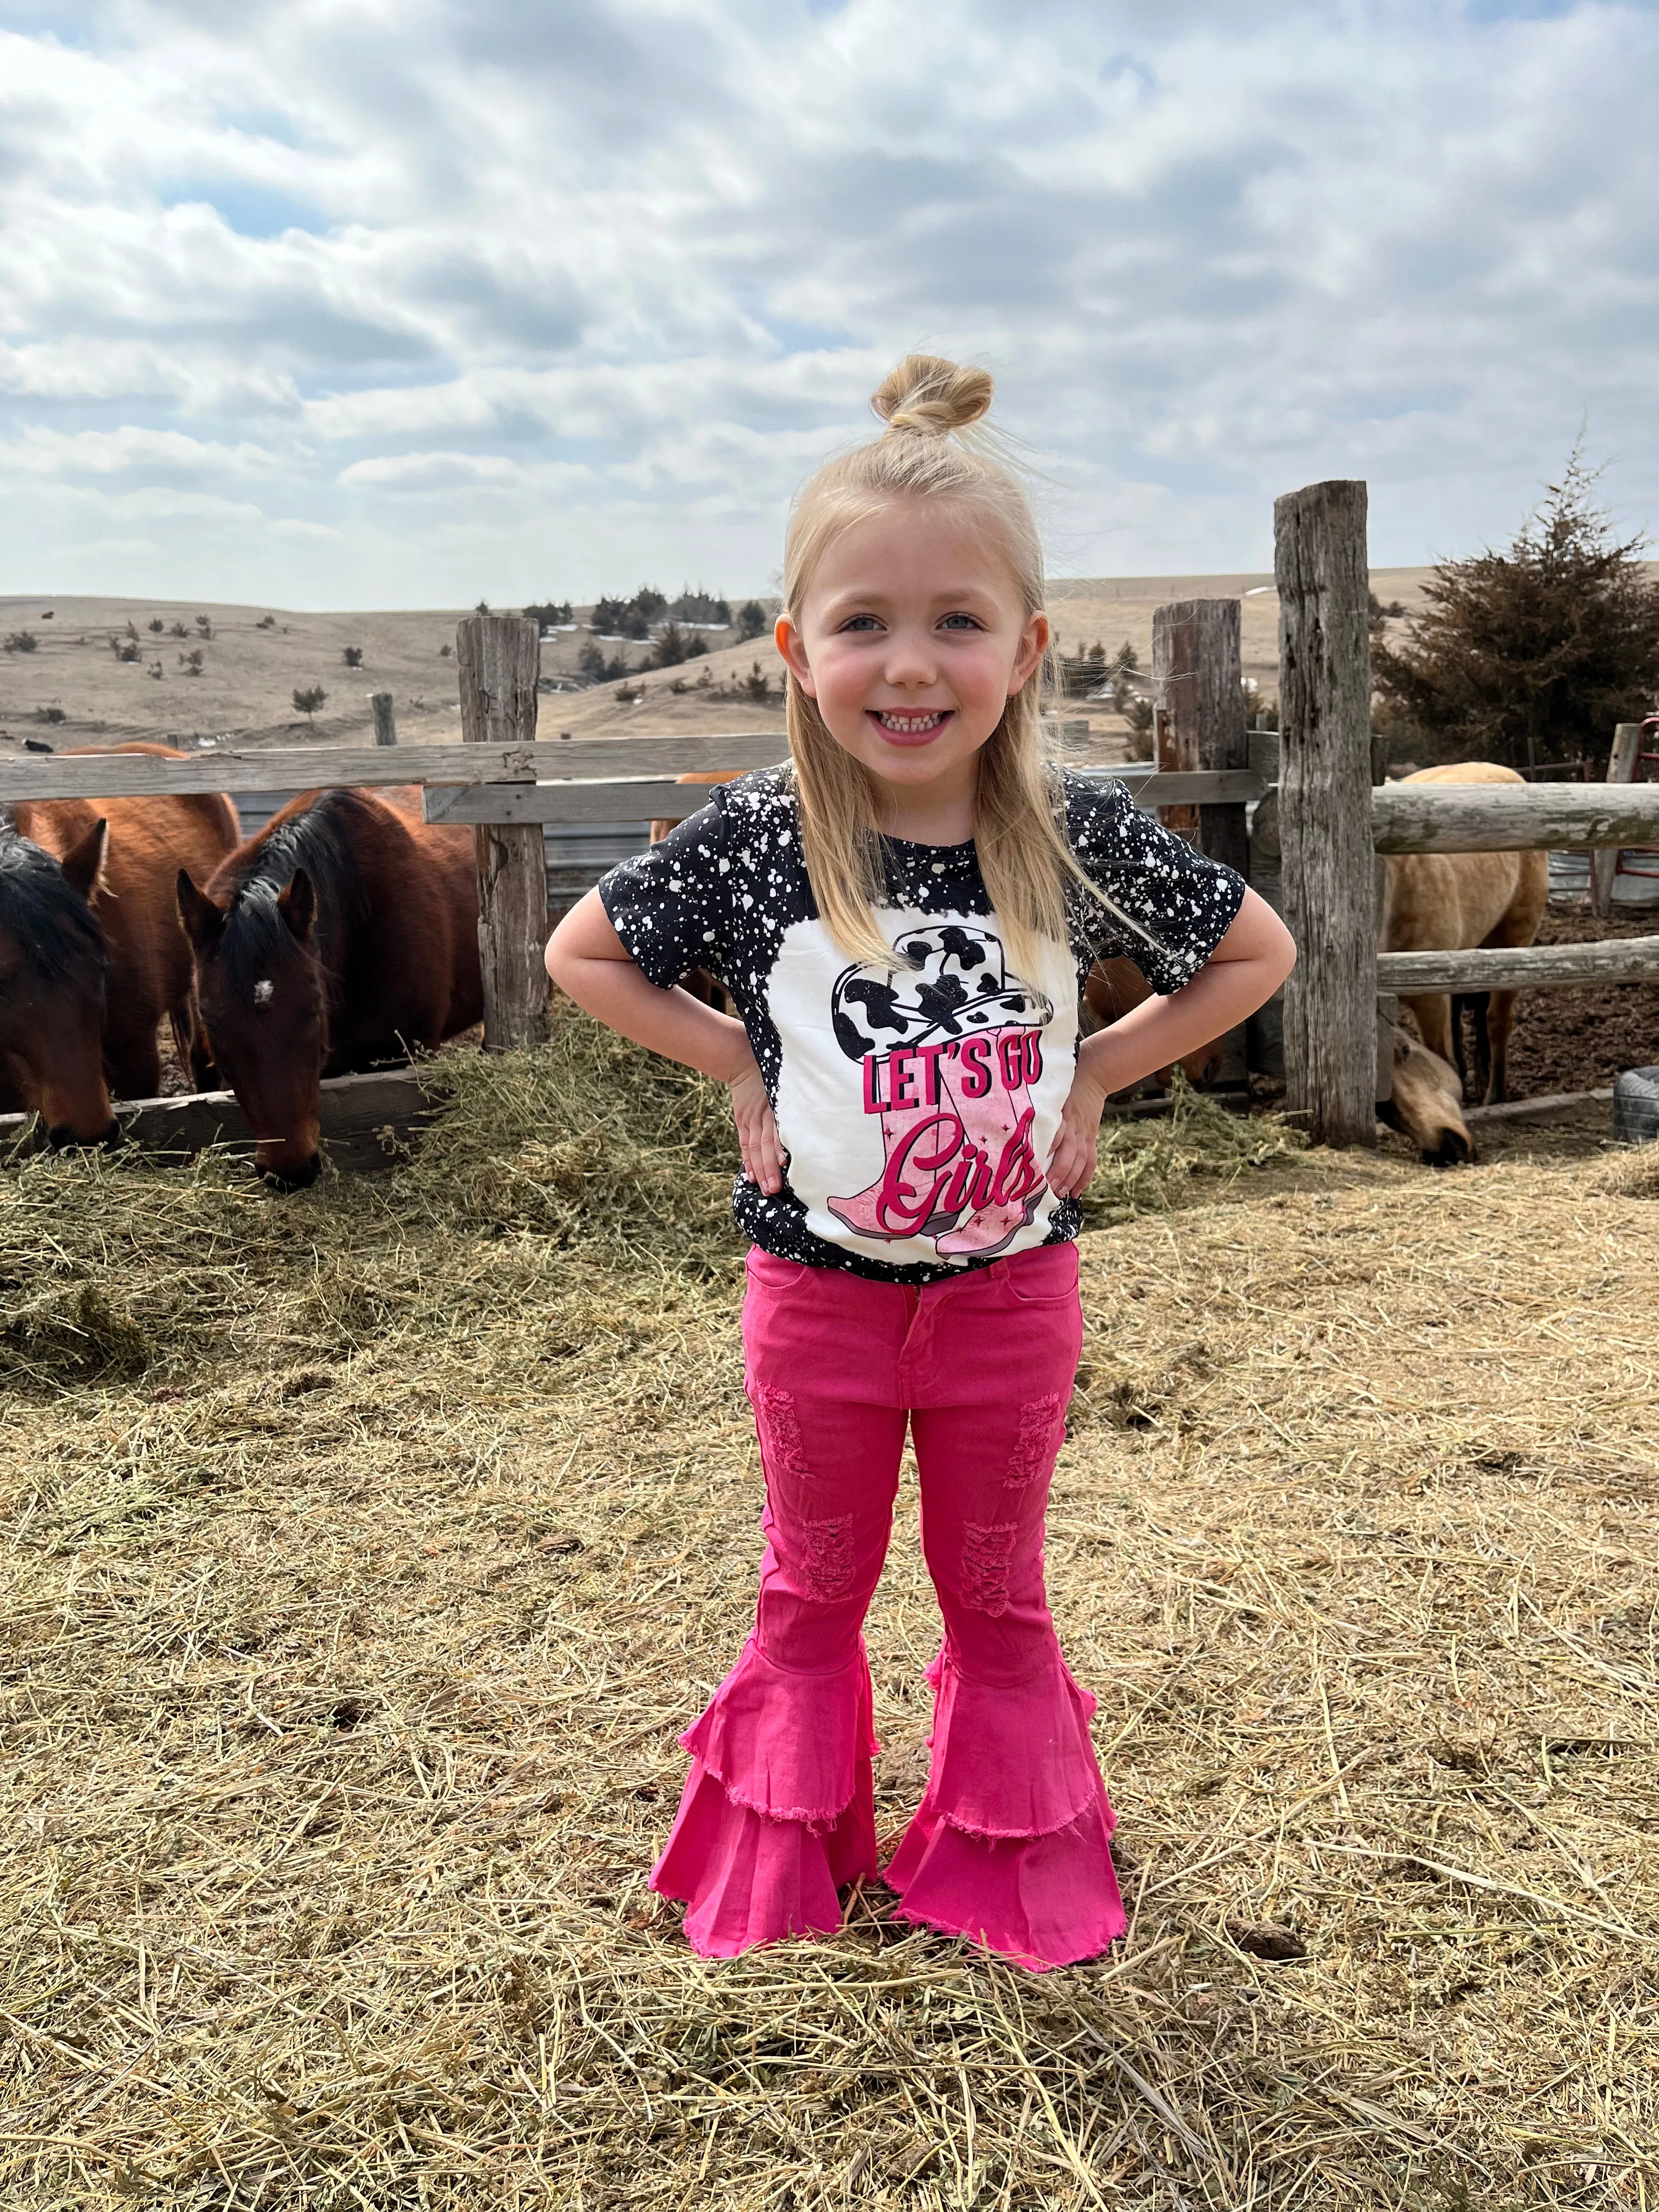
[872,354,994,438]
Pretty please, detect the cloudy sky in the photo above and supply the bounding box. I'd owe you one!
[2,0,1656,608]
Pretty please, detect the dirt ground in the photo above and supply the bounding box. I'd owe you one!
[1503,909,1659,1098]
[2,1037,1656,2209]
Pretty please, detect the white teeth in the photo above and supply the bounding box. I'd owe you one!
[876,711,945,731]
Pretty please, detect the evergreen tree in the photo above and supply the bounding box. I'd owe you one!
[1373,449,1659,772]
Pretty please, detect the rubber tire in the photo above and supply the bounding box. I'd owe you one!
[1613,1065,1659,1145]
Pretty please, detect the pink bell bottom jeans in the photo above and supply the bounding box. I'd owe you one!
[650,1240,1126,1971]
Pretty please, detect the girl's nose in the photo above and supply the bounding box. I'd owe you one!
[881,627,940,689]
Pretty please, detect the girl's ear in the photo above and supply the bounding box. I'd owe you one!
[774,614,817,697]
[1007,610,1050,696]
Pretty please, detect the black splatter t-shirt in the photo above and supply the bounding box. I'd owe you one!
[599,769,1245,1284]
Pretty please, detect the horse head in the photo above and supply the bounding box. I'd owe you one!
[0,819,117,1145]
[178,864,327,1189]
[1383,1025,1474,1167]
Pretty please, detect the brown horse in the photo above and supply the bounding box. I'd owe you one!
[1380,762,1548,1104]
[1,745,238,1143]
[177,786,481,1188]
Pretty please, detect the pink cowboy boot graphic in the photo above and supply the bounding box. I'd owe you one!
[827,929,1053,1254]
[827,1046,960,1240]
[932,1026,1045,1259]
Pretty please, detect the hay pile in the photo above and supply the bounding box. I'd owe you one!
[2,1010,1656,2208]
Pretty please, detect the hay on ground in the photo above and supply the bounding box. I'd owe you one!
[1,1006,1655,2208]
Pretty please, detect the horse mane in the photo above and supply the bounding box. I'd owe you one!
[0,827,108,984]
[218,789,374,998]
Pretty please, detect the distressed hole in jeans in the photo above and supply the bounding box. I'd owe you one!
[754,1385,811,1484]
[1008,1394,1062,1491]
[961,1521,1019,1616]
[802,1514,856,1603]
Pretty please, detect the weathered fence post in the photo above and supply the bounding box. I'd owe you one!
[1153,599,1250,1085]
[370,691,398,747]
[1592,722,1644,918]
[1275,479,1376,1147]
[456,616,550,1051]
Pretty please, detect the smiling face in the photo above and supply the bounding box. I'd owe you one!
[775,498,1049,824]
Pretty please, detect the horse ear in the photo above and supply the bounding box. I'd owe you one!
[177,870,227,952]
[278,868,316,945]
[59,819,109,902]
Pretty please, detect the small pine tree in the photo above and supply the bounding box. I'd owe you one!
[578,641,631,684]
[1373,447,1659,772]
[293,684,328,720]
[648,620,703,669]
[148,617,165,634]
[342,645,364,668]
[736,600,768,642]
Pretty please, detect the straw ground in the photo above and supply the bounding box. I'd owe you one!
[2,1023,1656,2209]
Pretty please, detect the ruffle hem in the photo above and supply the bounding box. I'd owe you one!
[884,1649,1127,1971]
[649,1636,879,1957]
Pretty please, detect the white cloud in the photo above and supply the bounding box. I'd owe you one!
[336,449,594,495]
[2,424,291,477]
[0,0,1655,604]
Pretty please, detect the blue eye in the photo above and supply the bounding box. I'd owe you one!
[940,613,984,631]
[839,614,882,632]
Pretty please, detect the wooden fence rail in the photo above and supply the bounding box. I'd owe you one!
[422,763,1266,827]
[1372,781,1659,854]
[1376,936,1659,994]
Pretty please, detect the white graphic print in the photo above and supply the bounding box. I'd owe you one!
[769,916,1077,1269]
[830,925,1055,1259]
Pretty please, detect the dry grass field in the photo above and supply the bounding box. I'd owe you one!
[3,1019,1656,2209]
[1,570,1453,757]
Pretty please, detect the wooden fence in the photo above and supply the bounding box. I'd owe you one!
[0,613,1271,1160]
[5,584,1652,1163]
[1263,483,1659,1144]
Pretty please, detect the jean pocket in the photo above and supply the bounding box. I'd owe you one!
[1002,1242,1081,1307]
[746,1245,816,1291]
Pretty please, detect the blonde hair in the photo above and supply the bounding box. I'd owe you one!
[783,353,1092,977]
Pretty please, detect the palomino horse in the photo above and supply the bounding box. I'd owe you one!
[1384,1024,1473,1166]
[1,744,238,1143]
[1087,761,1545,1162]
[177,786,481,1188]
[1379,761,1548,1105]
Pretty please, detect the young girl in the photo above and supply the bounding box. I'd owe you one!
[547,356,1296,1971]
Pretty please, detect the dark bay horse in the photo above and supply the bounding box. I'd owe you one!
[1,745,238,1142]
[177,786,482,1187]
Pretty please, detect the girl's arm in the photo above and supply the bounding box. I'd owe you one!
[1046,887,1297,1197]
[546,888,788,1193]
